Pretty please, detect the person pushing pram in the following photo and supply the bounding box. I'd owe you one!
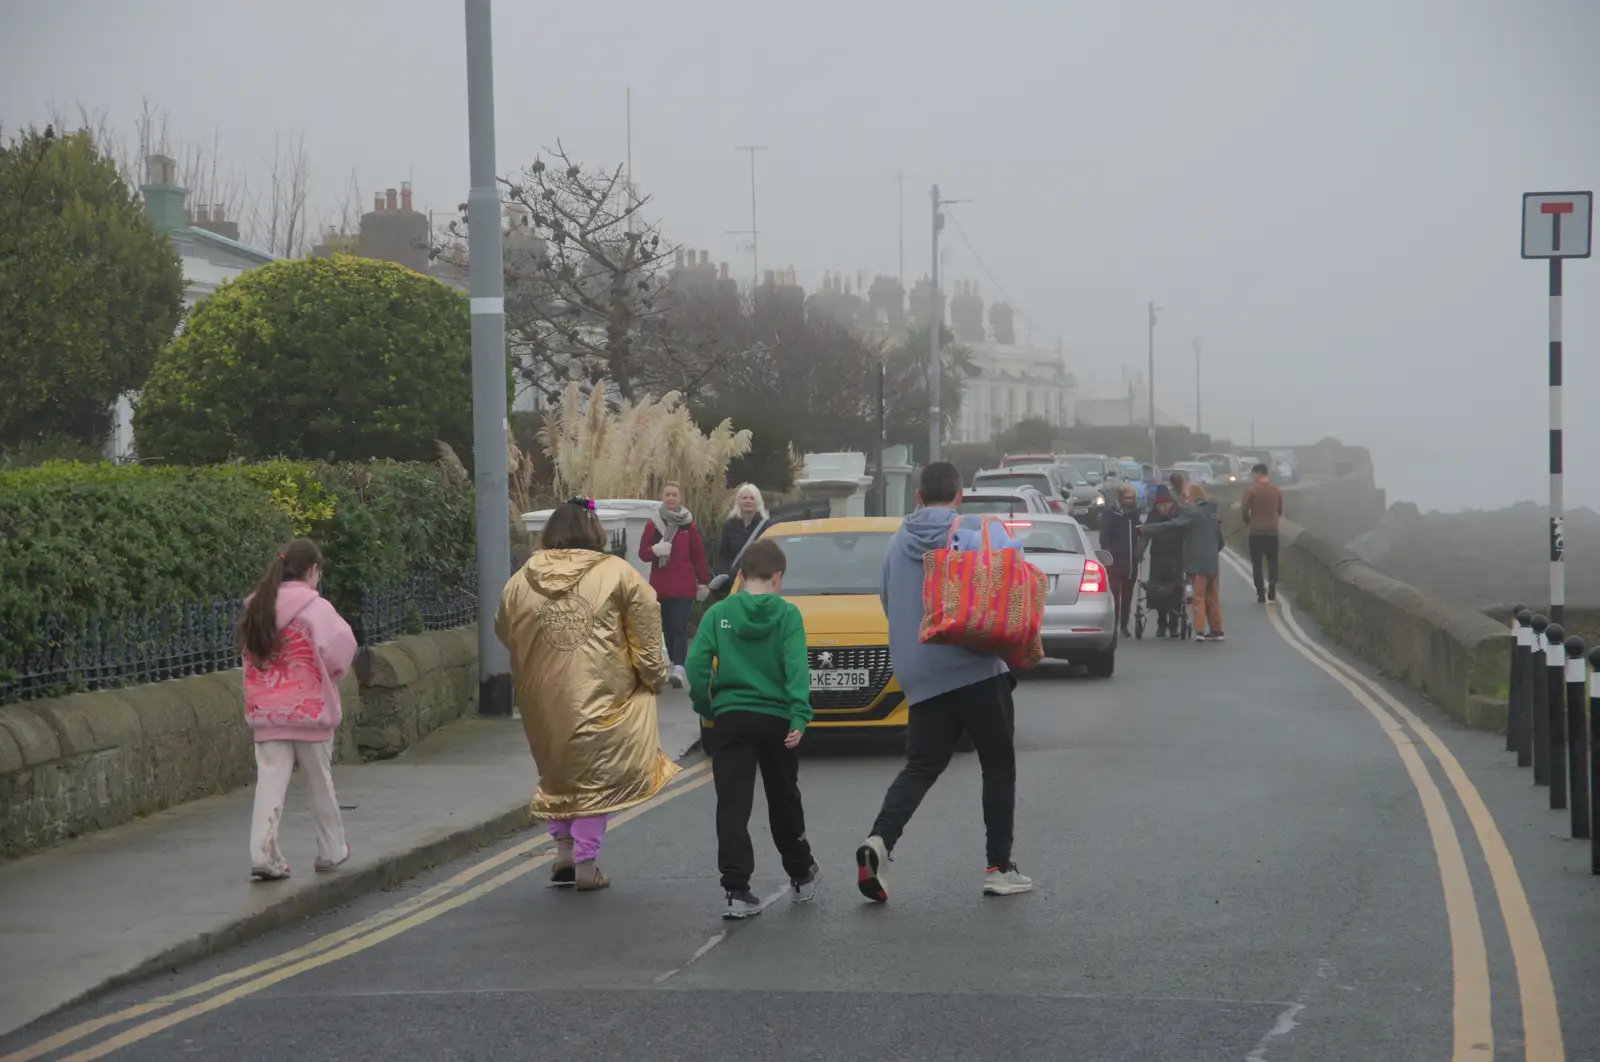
[1139,484,1188,638]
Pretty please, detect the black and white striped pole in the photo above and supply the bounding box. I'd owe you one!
[1514,609,1536,768]
[1544,622,1567,811]
[1522,191,1592,627]
[1587,646,1600,873]
[1563,635,1588,840]
[1508,603,1528,754]
[1530,613,1551,786]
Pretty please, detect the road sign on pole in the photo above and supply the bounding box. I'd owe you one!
[1523,190,1592,627]
[1522,192,1592,260]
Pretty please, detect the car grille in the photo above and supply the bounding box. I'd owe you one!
[808,645,892,711]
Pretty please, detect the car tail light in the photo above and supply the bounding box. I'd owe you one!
[1080,558,1107,594]
[1047,498,1067,514]
[1003,521,1032,530]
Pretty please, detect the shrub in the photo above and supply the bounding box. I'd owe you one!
[0,460,477,699]
[135,256,472,464]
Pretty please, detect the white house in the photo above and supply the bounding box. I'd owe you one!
[106,155,278,461]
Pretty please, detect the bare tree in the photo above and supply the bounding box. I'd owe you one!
[241,130,312,257]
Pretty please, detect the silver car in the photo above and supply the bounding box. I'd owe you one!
[972,465,1100,526]
[958,486,1051,517]
[997,513,1118,677]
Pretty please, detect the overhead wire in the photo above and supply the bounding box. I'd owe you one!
[942,206,1059,347]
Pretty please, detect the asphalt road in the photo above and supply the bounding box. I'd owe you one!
[6,560,1599,1062]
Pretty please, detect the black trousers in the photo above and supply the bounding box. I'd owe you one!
[1249,532,1280,593]
[712,711,814,892]
[1109,563,1135,630]
[870,674,1017,868]
[659,597,692,665]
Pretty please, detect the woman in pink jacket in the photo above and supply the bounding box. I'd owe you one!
[238,538,358,881]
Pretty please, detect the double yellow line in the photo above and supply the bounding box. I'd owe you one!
[1220,551,1564,1061]
[4,760,715,1062]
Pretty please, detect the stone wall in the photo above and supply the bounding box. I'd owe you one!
[1219,503,1510,733]
[0,627,478,857]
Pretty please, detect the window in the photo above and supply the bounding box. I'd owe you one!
[768,533,894,596]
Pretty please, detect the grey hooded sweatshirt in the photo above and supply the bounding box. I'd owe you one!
[879,507,1025,706]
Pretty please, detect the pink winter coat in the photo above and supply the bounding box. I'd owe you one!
[242,581,358,743]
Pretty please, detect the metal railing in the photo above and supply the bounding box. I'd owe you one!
[2,571,476,706]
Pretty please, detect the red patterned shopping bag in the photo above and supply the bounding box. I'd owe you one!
[918,516,1047,669]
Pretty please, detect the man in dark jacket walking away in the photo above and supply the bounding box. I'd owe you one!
[856,462,1034,902]
[1098,484,1141,637]
[1240,463,1283,602]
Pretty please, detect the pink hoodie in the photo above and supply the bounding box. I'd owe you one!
[243,581,358,743]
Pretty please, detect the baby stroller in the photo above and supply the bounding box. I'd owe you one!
[1134,560,1192,640]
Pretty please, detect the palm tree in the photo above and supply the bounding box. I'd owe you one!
[883,324,975,459]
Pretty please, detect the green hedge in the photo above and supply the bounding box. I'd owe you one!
[0,460,476,669]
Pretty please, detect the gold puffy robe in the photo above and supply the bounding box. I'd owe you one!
[495,549,679,819]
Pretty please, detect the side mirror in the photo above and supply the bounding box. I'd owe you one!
[1096,550,1114,567]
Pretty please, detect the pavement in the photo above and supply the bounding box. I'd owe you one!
[3,560,1599,1060]
[0,692,705,1039]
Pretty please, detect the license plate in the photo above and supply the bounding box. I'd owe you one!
[810,669,870,691]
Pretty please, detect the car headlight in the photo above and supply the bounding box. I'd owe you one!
[1094,495,1105,506]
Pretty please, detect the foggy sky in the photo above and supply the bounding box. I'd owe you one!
[3,0,1597,513]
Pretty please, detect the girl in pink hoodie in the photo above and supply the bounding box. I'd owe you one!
[239,538,358,881]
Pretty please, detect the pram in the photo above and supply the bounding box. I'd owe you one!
[1134,559,1192,641]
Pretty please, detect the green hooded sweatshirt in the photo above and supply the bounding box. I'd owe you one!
[686,591,812,732]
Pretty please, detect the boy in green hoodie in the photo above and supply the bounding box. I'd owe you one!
[687,538,820,919]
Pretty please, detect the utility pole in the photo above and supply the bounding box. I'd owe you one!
[734,146,766,286]
[1147,302,1160,466]
[624,88,634,232]
[1193,336,1202,436]
[463,0,510,717]
[897,171,905,289]
[927,186,969,462]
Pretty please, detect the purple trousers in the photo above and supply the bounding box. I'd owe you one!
[547,815,608,863]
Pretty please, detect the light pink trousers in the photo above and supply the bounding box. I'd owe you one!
[250,739,346,870]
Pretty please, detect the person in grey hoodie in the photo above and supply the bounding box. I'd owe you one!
[1141,483,1227,640]
[855,461,1035,902]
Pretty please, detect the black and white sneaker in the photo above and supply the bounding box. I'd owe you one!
[1205,631,1227,642]
[855,836,890,903]
[983,863,1035,896]
[791,862,821,904]
[722,889,763,920]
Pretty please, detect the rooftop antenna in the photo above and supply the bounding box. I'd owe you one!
[732,145,767,286]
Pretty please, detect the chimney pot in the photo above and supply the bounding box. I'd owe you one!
[675,248,684,269]
[699,249,709,266]
[764,270,775,287]
[385,188,398,211]
[374,192,384,213]
[400,182,413,212]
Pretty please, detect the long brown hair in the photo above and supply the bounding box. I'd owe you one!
[238,538,324,668]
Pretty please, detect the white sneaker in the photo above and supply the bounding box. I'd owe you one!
[983,863,1034,897]
[669,665,686,689]
[314,843,350,872]
[855,836,890,903]
[250,862,291,882]
[722,889,762,919]
[791,862,821,904]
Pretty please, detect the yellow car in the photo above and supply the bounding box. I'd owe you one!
[699,516,908,737]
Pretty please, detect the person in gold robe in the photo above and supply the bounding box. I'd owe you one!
[495,498,680,891]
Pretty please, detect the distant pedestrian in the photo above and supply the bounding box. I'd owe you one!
[239,538,357,882]
[856,461,1034,902]
[687,539,820,920]
[639,481,711,688]
[716,483,769,578]
[499,498,680,891]
[1168,469,1188,497]
[1241,462,1283,602]
[1143,483,1227,641]
[1099,484,1142,637]
[1143,486,1186,636]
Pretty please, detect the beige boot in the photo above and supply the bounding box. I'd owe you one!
[575,859,610,891]
[550,836,576,887]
